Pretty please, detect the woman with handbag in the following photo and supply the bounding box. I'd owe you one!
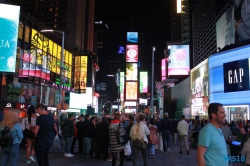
[130,114,150,166]
[109,113,126,166]
[147,118,158,159]
[0,109,23,166]
[21,105,38,163]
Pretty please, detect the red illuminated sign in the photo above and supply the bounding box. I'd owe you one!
[94,92,100,98]
[126,45,138,62]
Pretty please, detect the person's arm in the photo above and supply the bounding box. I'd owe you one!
[16,124,24,141]
[54,123,58,135]
[144,124,150,135]
[196,146,207,166]
[130,124,135,138]
[30,116,41,135]
[177,122,180,133]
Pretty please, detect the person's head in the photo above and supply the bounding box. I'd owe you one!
[208,103,226,126]
[27,105,36,115]
[102,117,107,123]
[164,112,168,117]
[53,114,58,121]
[85,114,90,121]
[90,117,95,124]
[136,113,146,123]
[181,115,185,120]
[68,114,75,121]
[129,116,134,123]
[113,113,121,120]
[79,115,84,122]
[36,104,47,115]
[0,109,19,128]
[150,118,156,125]
[73,118,76,124]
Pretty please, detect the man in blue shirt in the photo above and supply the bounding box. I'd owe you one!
[196,103,228,166]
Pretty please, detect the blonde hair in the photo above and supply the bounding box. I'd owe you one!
[136,113,146,123]
[0,109,19,128]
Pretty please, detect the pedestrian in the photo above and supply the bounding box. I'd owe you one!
[156,117,163,151]
[0,109,23,166]
[82,114,93,159]
[177,115,189,155]
[21,105,37,163]
[62,114,75,157]
[147,118,158,159]
[70,118,77,154]
[76,114,84,154]
[161,112,172,154]
[126,116,135,161]
[221,122,233,166]
[30,104,54,166]
[53,114,60,147]
[196,103,228,166]
[96,117,109,160]
[130,113,150,166]
[241,137,250,166]
[109,113,126,166]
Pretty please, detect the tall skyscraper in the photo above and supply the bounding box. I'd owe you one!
[6,0,95,53]
[170,0,182,42]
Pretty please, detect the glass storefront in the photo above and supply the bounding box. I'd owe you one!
[224,105,249,123]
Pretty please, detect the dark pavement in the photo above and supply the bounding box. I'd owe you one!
[15,140,246,166]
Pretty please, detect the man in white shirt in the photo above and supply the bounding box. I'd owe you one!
[177,115,189,155]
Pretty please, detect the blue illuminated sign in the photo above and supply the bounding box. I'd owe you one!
[127,32,138,43]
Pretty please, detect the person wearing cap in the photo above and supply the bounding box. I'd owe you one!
[62,114,75,157]
[161,112,172,154]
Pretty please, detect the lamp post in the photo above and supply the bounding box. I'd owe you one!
[151,46,156,118]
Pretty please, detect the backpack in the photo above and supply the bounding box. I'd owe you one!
[0,126,15,147]
[131,123,144,141]
[148,126,159,145]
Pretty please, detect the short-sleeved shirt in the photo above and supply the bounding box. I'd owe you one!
[35,114,54,143]
[198,123,228,166]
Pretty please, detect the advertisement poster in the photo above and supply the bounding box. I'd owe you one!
[126,45,138,62]
[140,72,148,93]
[168,45,190,76]
[126,82,138,100]
[120,72,125,102]
[40,84,50,106]
[0,4,20,72]
[74,56,87,91]
[127,32,138,43]
[190,60,209,116]
[126,63,138,81]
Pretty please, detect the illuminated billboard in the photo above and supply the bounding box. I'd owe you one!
[190,59,209,116]
[126,63,138,81]
[74,56,88,92]
[168,45,190,75]
[126,82,137,100]
[161,58,167,80]
[0,4,20,72]
[127,32,138,43]
[140,72,148,93]
[126,45,138,62]
[216,4,234,50]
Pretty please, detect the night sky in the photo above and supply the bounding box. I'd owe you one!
[95,0,172,79]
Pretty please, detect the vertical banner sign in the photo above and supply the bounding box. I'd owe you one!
[80,56,87,91]
[74,56,80,90]
[0,4,20,72]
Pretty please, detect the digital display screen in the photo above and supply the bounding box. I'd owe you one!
[126,63,138,81]
[140,72,148,93]
[126,82,137,100]
[127,32,138,43]
[126,45,138,62]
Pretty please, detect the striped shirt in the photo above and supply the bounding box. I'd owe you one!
[109,119,126,152]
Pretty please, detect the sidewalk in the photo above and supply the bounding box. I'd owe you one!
[15,140,245,166]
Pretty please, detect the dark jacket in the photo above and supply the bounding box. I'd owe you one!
[62,120,74,138]
[82,119,93,138]
[161,117,172,131]
[156,121,162,133]
[96,121,109,142]
[126,123,134,140]
[76,121,83,138]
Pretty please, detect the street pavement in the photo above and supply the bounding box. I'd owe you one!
[14,140,246,166]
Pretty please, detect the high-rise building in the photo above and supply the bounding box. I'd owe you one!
[192,0,232,66]
[5,0,95,52]
[170,0,182,42]
[182,0,190,44]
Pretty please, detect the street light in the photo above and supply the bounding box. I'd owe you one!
[151,46,156,118]
[41,29,65,109]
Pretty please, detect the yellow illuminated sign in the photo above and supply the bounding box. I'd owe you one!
[74,56,87,90]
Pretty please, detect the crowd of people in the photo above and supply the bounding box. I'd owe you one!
[0,103,249,166]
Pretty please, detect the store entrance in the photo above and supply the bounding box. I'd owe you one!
[224,105,249,123]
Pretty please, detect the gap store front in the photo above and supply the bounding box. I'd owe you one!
[209,45,250,122]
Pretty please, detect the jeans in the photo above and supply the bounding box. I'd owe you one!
[1,143,20,166]
[77,137,83,153]
[70,137,77,153]
[82,137,91,158]
[34,141,51,166]
[132,141,148,166]
[179,135,189,151]
[112,151,124,166]
[64,137,73,154]
[147,143,155,156]
[162,130,170,151]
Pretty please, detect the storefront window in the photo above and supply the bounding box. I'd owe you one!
[18,22,23,39]
[24,25,30,43]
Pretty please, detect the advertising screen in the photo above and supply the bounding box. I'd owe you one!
[168,45,190,75]
[0,4,20,72]
[223,59,250,92]
[126,45,138,62]
[126,82,137,100]
[69,92,84,109]
[127,32,138,43]
[190,59,209,116]
[161,58,167,80]
[74,56,87,91]
[126,63,138,81]
[140,72,148,93]
[216,5,234,50]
